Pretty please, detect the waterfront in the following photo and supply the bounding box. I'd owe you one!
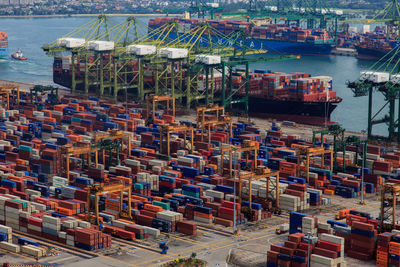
[0,16,387,135]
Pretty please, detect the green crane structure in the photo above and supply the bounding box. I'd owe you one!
[312,124,345,171]
[189,0,223,19]
[226,0,342,37]
[347,0,400,143]
[312,124,367,172]
[42,15,143,99]
[335,135,368,173]
[42,15,296,113]
[373,0,400,38]
[30,85,59,109]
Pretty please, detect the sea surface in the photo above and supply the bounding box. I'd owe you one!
[0,16,388,135]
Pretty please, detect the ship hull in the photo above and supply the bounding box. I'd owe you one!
[159,32,334,56]
[0,47,8,58]
[248,97,340,125]
[355,45,396,60]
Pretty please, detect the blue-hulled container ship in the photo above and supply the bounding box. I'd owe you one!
[148,18,335,56]
[0,32,8,59]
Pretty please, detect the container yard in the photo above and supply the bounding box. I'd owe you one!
[3,1,400,266]
[0,81,394,267]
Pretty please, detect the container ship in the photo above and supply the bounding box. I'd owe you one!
[355,26,399,60]
[231,70,341,124]
[52,55,341,125]
[0,32,8,59]
[148,18,335,56]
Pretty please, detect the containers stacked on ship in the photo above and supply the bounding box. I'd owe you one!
[148,18,334,55]
[229,69,341,124]
[355,26,399,60]
[0,32,8,58]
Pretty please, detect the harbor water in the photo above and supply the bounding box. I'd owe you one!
[0,16,387,135]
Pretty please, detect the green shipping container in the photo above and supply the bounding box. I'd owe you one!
[135,234,145,239]
[152,200,170,210]
[134,183,144,190]
[12,199,27,209]
[157,154,171,161]
[182,190,200,198]
[71,117,81,123]
[19,145,32,152]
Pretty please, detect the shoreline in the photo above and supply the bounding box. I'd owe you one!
[0,13,182,19]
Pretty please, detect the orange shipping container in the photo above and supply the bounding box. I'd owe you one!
[144,204,163,212]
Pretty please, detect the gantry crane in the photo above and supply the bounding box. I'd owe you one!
[159,124,194,156]
[58,143,100,183]
[224,0,342,39]
[196,104,233,144]
[87,182,132,225]
[296,146,333,183]
[333,135,367,172]
[92,129,132,164]
[219,140,259,177]
[189,0,222,19]
[312,124,345,170]
[0,84,20,109]
[43,15,295,112]
[145,94,175,125]
[347,0,400,143]
[380,182,400,233]
[30,85,59,106]
[238,167,281,219]
[370,0,400,37]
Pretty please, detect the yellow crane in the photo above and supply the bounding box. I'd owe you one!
[0,84,20,109]
[145,94,175,125]
[219,140,259,177]
[159,124,194,156]
[238,167,281,216]
[87,182,132,225]
[196,104,233,144]
[296,146,333,183]
[380,183,400,233]
[58,143,100,183]
[92,129,132,159]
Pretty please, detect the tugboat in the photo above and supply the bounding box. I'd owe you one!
[11,49,27,60]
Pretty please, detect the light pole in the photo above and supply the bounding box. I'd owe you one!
[306,232,312,267]
[233,158,238,235]
[360,129,367,205]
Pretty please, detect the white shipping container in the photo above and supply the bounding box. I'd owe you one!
[0,241,19,253]
[78,221,91,228]
[42,222,61,231]
[311,254,337,266]
[360,71,389,83]
[57,38,86,48]
[22,245,43,258]
[362,25,370,34]
[0,225,12,234]
[43,215,61,225]
[320,233,344,246]
[88,41,115,51]
[195,55,221,65]
[161,48,188,59]
[280,223,289,232]
[126,44,156,55]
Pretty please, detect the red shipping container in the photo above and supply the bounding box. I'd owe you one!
[267,250,278,263]
[317,240,341,252]
[352,221,375,232]
[313,247,338,259]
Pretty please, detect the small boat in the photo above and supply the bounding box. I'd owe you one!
[11,49,27,60]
